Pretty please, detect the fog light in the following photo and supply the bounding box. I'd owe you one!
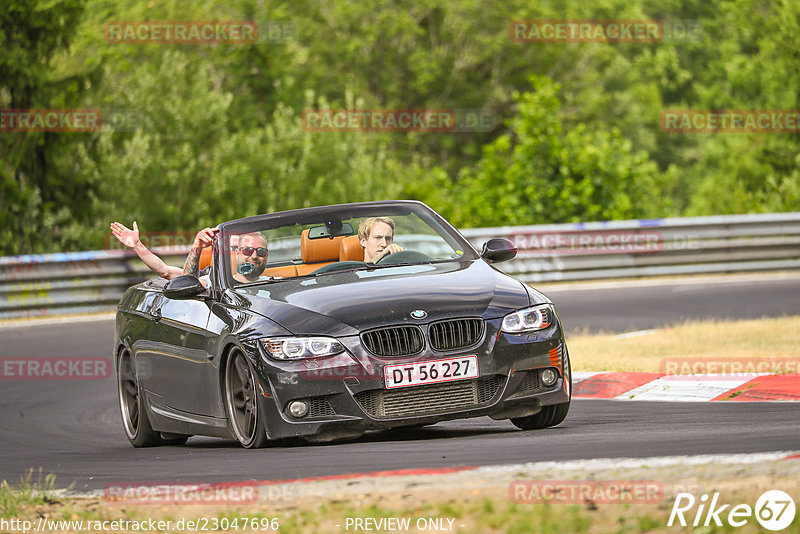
[541,368,558,386]
[287,400,309,418]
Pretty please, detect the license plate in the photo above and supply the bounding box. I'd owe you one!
[384,355,479,389]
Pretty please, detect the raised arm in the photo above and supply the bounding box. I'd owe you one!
[110,221,184,280]
[183,227,219,277]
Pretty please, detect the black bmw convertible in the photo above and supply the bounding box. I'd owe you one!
[115,200,571,448]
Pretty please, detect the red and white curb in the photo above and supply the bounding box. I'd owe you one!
[573,372,800,401]
[70,451,800,500]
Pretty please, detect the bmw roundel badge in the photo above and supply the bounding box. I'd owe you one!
[411,310,427,319]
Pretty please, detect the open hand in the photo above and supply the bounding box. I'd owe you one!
[110,221,140,248]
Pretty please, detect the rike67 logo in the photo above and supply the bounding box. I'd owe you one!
[669,490,795,531]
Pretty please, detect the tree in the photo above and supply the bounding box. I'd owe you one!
[445,76,672,227]
[0,0,91,254]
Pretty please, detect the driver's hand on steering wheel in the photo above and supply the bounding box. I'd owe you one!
[375,243,403,260]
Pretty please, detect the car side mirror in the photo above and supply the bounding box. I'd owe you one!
[164,275,205,299]
[481,238,518,263]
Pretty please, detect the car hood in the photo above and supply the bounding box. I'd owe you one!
[228,260,539,336]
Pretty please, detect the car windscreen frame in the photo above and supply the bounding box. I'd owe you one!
[214,200,478,290]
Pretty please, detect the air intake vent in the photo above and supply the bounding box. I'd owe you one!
[307,396,335,417]
[362,326,424,356]
[518,370,541,393]
[429,318,484,351]
[354,375,504,419]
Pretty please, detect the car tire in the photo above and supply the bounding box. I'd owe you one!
[511,348,572,430]
[225,349,269,449]
[117,350,165,447]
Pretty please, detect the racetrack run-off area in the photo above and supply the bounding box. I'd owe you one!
[573,372,800,401]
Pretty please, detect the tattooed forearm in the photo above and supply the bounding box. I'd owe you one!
[183,246,202,276]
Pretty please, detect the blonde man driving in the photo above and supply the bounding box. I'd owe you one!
[359,217,403,262]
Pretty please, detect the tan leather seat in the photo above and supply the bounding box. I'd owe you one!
[198,244,241,278]
[262,265,298,278]
[295,230,346,275]
[338,235,364,261]
[198,246,213,271]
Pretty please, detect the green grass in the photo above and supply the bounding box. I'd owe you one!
[4,478,800,533]
[0,469,59,517]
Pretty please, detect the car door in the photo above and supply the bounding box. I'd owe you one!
[143,291,217,416]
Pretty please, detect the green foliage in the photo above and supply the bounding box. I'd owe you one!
[76,57,406,243]
[0,468,58,516]
[2,0,800,254]
[445,76,671,227]
[0,0,91,254]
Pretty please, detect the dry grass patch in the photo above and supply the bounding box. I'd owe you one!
[567,315,800,372]
[4,458,800,533]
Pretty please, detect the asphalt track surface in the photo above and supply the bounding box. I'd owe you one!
[543,274,800,333]
[1,275,798,490]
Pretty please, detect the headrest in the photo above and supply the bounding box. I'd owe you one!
[199,246,213,271]
[300,230,346,263]
[339,235,364,261]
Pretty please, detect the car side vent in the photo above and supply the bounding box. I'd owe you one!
[362,326,424,356]
[429,318,484,351]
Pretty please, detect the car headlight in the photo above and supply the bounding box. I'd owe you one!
[501,304,553,333]
[261,336,345,360]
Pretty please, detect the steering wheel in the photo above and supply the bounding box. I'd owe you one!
[308,261,367,275]
[374,250,434,265]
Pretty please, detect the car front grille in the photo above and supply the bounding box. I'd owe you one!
[361,319,485,356]
[361,326,424,356]
[429,318,484,351]
[354,375,504,419]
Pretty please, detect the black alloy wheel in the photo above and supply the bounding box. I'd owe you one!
[225,349,268,448]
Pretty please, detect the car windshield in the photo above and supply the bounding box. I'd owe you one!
[219,202,476,287]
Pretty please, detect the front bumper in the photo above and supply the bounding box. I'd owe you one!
[247,318,570,441]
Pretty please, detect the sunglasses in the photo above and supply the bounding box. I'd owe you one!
[240,246,268,257]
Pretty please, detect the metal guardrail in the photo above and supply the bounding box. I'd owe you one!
[1,212,799,319]
[0,249,190,319]
[459,212,800,283]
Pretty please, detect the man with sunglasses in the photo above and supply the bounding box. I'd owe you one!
[184,231,270,285]
[232,232,270,283]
